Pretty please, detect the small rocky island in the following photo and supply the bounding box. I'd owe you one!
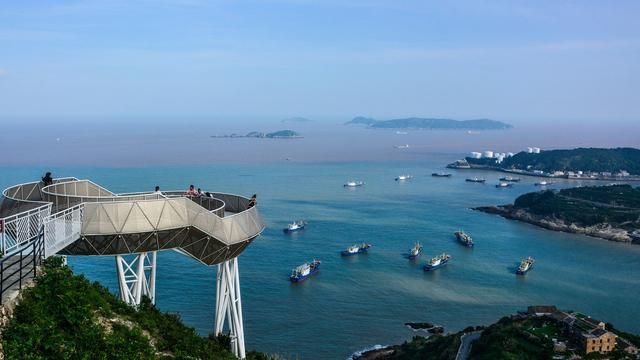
[476,184,640,243]
[345,116,512,130]
[211,129,303,139]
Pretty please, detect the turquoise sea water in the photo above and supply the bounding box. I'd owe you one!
[2,159,640,359]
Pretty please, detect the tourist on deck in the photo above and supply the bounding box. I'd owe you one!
[248,194,257,208]
[153,186,163,196]
[186,185,198,197]
[42,172,53,186]
[197,188,203,197]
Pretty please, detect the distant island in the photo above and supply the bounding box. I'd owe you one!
[475,185,640,243]
[211,129,303,139]
[281,117,313,123]
[345,117,512,130]
[354,305,639,359]
[448,147,640,180]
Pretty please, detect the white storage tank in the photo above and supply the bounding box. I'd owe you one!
[470,152,482,159]
[507,152,515,157]
[532,147,541,154]
[526,147,533,153]
[483,150,494,158]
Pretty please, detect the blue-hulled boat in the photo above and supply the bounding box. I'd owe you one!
[290,260,321,282]
[341,243,371,256]
[423,253,451,271]
[283,220,306,234]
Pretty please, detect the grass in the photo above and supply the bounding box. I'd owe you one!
[2,257,270,360]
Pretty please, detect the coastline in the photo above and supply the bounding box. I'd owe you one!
[474,205,640,244]
[448,163,640,181]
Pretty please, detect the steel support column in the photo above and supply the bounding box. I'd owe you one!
[115,251,157,305]
[214,257,245,359]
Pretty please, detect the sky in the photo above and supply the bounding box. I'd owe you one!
[1,0,639,122]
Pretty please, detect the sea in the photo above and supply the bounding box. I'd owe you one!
[1,118,639,359]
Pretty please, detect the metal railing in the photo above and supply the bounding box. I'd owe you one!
[0,227,44,302]
[0,205,51,256]
[43,204,84,257]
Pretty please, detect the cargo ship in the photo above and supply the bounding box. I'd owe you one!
[499,176,521,182]
[454,230,474,247]
[290,260,321,282]
[431,172,452,177]
[423,253,451,271]
[465,177,486,183]
[516,256,534,275]
[341,243,372,256]
[408,242,423,259]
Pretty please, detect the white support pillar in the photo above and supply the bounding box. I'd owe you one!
[214,257,246,359]
[115,251,157,306]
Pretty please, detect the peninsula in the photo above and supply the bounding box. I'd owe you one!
[210,129,303,139]
[345,117,512,130]
[354,306,639,360]
[448,147,640,181]
[475,185,640,243]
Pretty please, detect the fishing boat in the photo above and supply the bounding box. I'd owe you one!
[495,182,512,188]
[394,144,410,149]
[344,180,365,187]
[535,181,552,186]
[499,176,521,182]
[454,230,474,247]
[341,243,372,256]
[290,260,321,282]
[408,242,423,259]
[465,177,486,183]
[431,172,452,177]
[395,174,413,181]
[423,253,451,271]
[516,256,534,275]
[283,220,306,234]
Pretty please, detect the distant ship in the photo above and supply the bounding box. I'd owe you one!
[341,243,372,256]
[283,220,306,234]
[454,230,474,247]
[516,256,534,275]
[535,181,552,186]
[344,180,365,187]
[432,172,452,177]
[408,242,423,259]
[423,253,451,271]
[290,260,321,282]
[394,144,410,149]
[496,182,512,188]
[396,131,408,135]
[499,176,521,182]
[465,177,486,183]
[395,174,413,181]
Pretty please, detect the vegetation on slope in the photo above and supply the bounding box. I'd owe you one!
[2,257,269,360]
[512,185,640,231]
[468,148,640,174]
[468,317,555,360]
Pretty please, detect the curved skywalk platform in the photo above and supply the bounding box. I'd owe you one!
[1,178,265,265]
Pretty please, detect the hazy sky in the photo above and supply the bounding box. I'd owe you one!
[1,1,639,121]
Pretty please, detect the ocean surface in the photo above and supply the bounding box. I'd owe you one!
[2,160,639,359]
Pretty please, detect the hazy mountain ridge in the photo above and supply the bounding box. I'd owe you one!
[345,117,512,130]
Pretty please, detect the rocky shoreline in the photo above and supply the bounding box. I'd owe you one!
[475,205,639,244]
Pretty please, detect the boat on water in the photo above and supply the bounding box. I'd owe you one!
[516,256,534,275]
[499,176,521,182]
[408,242,423,259]
[454,230,474,247]
[535,181,552,186]
[423,253,451,271]
[341,243,372,256]
[344,180,365,187]
[465,177,486,183]
[283,220,306,234]
[395,174,413,181]
[496,182,513,188]
[290,260,321,282]
[432,172,452,177]
[394,144,410,149]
